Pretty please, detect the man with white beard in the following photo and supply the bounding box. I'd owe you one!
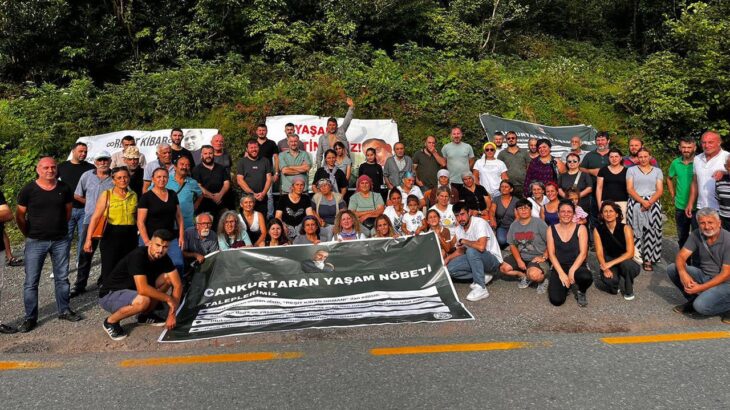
[667,208,730,324]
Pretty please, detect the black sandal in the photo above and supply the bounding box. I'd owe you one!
[6,257,23,267]
[642,262,653,272]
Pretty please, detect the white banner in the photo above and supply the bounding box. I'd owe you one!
[73,129,219,162]
[265,115,399,169]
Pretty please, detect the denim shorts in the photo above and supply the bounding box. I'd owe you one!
[99,289,138,313]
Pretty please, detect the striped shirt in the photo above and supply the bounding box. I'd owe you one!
[716,175,730,218]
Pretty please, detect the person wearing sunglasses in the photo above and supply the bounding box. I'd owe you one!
[497,131,531,198]
[558,152,592,213]
[473,142,508,199]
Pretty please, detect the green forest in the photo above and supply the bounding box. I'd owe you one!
[0,0,728,200]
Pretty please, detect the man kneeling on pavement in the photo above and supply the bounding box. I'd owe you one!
[444,202,503,301]
[98,229,183,340]
[667,207,730,324]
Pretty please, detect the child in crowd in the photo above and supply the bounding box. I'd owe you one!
[567,188,588,225]
[402,195,425,235]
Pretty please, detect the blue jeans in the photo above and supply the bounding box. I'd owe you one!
[496,227,509,249]
[447,247,500,287]
[66,208,85,268]
[674,209,697,248]
[667,263,730,316]
[138,236,184,275]
[23,238,71,320]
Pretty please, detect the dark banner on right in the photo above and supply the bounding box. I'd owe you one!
[479,113,597,156]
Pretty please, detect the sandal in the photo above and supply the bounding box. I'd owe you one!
[642,262,653,272]
[6,257,23,267]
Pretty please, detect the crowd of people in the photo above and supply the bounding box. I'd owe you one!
[1,98,729,340]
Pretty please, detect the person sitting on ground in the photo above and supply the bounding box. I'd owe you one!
[527,181,548,219]
[500,198,550,294]
[566,187,588,225]
[98,229,183,340]
[396,172,424,208]
[239,194,267,247]
[402,195,425,236]
[594,201,640,300]
[311,178,346,241]
[275,175,314,240]
[667,207,730,324]
[383,189,406,236]
[293,215,323,245]
[264,218,290,246]
[444,202,503,302]
[333,209,367,241]
[348,175,384,235]
[425,169,460,208]
[489,180,518,248]
[372,215,400,238]
[217,210,252,250]
[422,209,456,259]
[459,171,491,222]
[546,200,593,307]
[541,182,560,226]
[429,186,457,234]
[182,212,219,276]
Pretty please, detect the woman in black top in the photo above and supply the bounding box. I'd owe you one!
[596,148,629,215]
[593,201,640,300]
[275,175,314,240]
[312,149,348,197]
[358,147,385,200]
[136,167,185,272]
[547,200,592,307]
[459,171,491,219]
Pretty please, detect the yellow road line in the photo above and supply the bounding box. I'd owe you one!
[0,361,60,371]
[119,351,303,368]
[370,341,534,356]
[602,331,730,345]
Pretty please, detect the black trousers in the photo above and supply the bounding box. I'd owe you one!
[99,225,138,284]
[598,257,640,295]
[548,264,593,306]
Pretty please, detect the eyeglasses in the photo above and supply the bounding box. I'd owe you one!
[224,220,237,224]
[196,222,212,226]
[507,137,516,140]
[485,148,495,152]
[567,160,578,164]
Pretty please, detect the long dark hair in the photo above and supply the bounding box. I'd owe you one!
[265,218,290,245]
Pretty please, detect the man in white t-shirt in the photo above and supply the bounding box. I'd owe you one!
[687,130,729,217]
[444,202,503,301]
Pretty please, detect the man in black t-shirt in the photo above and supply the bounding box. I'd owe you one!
[255,124,279,219]
[170,128,195,167]
[99,229,183,341]
[16,157,80,333]
[192,145,230,225]
[0,191,17,334]
[57,142,95,269]
[237,139,273,215]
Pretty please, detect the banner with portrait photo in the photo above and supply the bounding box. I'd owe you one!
[479,113,597,156]
[159,232,473,342]
[73,129,219,162]
[265,115,399,181]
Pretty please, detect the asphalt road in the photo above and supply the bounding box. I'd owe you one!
[1,238,730,408]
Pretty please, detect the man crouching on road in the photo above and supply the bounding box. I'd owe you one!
[667,207,730,324]
[98,229,182,340]
[444,202,503,302]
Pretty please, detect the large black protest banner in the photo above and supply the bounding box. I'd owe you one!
[479,113,597,156]
[160,233,473,342]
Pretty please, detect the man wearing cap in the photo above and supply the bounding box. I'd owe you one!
[383,142,413,191]
[122,146,144,197]
[425,169,460,208]
[110,135,147,169]
[237,138,273,215]
[412,136,446,193]
[71,151,114,297]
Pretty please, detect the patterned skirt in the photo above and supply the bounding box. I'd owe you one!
[627,196,663,264]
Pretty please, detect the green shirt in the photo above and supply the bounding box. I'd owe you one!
[279,150,313,193]
[668,157,694,210]
[580,149,610,186]
[497,147,531,189]
[348,191,384,212]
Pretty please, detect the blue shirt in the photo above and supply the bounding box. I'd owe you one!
[162,176,202,229]
[75,170,114,224]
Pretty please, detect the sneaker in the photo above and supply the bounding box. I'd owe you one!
[102,318,127,341]
[536,278,549,294]
[469,282,479,290]
[466,286,490,301]
[18,319,36,333]
[58,310,83,322]
[575,291,588,307]
[137,313,166,327]
[517,276,531,289]
[484,274,494,285]
[673,302,695,315]
[623,293,635,301]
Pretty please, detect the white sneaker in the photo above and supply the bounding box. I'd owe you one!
[484,274,494,285]
[518,276,531,289]
[469,282,479,290]
[623,293,635,301]
[466,286,489,301]
[536,278,549,294]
